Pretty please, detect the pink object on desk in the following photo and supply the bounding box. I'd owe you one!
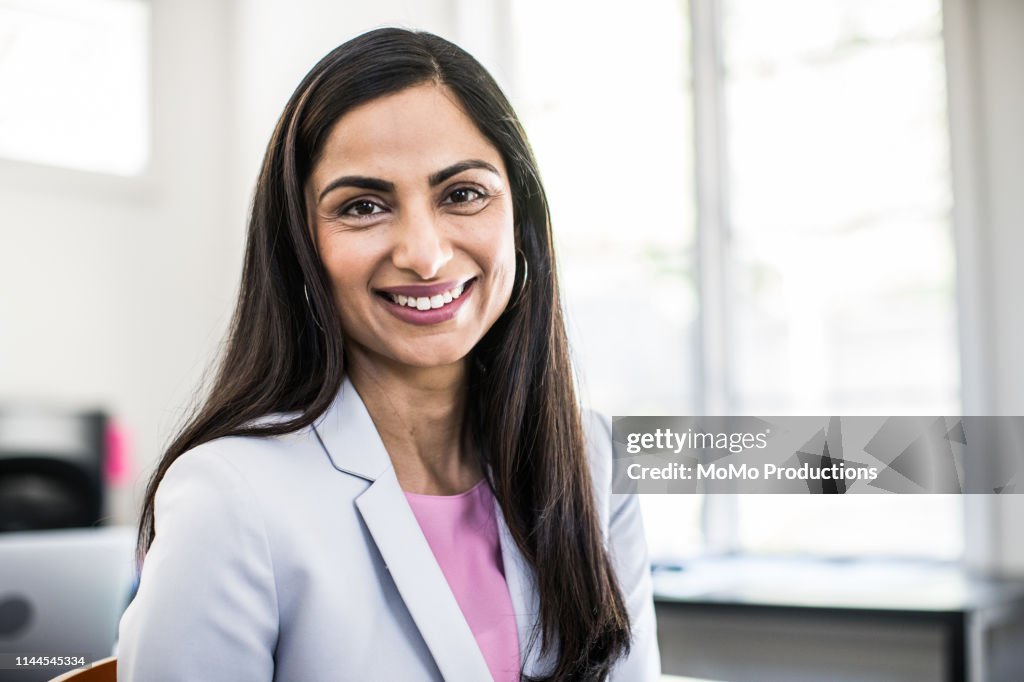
[405,479,521,682]
[104,420,132,486]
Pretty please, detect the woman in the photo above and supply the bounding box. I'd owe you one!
[117,28,659,681]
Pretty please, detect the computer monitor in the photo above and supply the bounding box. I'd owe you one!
[0,407,107,532]
[0,526,136,681]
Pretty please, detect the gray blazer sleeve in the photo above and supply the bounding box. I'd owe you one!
[608,486,662,680]
[117,448,279,681]
[593,413,662,681]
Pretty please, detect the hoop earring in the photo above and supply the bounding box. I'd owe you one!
[304,284,326,332]
[513,248,529,304]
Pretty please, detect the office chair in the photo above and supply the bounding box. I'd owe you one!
[46,656,116,682]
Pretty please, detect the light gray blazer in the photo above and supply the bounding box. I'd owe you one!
[117,378,660,681]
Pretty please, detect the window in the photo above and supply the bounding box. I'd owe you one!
[722,0,958,416]
[509,0,705,560]
[509,0,963,561]
[721,0,962,559]
[0,0,150,176]
[510,0,698,416]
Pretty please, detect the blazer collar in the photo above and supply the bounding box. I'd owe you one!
[312,376,392,481]
[355,468,495,681]
[311,376,555,679]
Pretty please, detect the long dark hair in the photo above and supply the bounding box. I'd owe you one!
[137,27,631,680]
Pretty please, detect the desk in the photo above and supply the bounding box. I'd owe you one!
[653,556,1024,682]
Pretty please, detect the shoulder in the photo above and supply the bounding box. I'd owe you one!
[153,417,334,541]
[155,426,306,528]
[154,410,372,547]
[162,415,321,490]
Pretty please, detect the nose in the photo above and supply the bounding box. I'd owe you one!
[391,205,452,279]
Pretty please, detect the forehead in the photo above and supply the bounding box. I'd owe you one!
[312,83,505,185]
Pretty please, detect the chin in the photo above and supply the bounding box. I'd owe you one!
[387,344,474,371]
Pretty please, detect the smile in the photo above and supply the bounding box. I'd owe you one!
[384,282,466,310]
[374,278,477,326]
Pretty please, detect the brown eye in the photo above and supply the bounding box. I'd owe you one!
[445,187,485,204]
[343,199,385,217]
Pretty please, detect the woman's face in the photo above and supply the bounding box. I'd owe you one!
[307,83,516,372]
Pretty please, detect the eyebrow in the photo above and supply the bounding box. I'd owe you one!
[317,159,501,203]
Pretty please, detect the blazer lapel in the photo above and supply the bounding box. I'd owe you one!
[313,378,494,682]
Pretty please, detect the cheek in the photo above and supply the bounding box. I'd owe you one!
[497,245,517,294]
[487,242,519,315]
[319,249,356,293]
[321,251,378,345]
[316,236,376,307]
[477,218,517,297]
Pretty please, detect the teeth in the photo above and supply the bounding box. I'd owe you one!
[385,281,471,310]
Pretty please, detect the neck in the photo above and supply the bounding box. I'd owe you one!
[346,350,481,495]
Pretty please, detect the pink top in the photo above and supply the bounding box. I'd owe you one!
[404,479,521,682]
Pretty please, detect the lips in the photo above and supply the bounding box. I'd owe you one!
[375,278,475,306]
[375,278,474,298]
[374,278,476,325]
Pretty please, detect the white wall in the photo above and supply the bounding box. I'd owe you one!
[0,0,459,525]
[228,0,458,250]
[0,0,235,524]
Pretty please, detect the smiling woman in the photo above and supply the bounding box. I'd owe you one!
[310,83,517,376]
[116,28,659,682]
